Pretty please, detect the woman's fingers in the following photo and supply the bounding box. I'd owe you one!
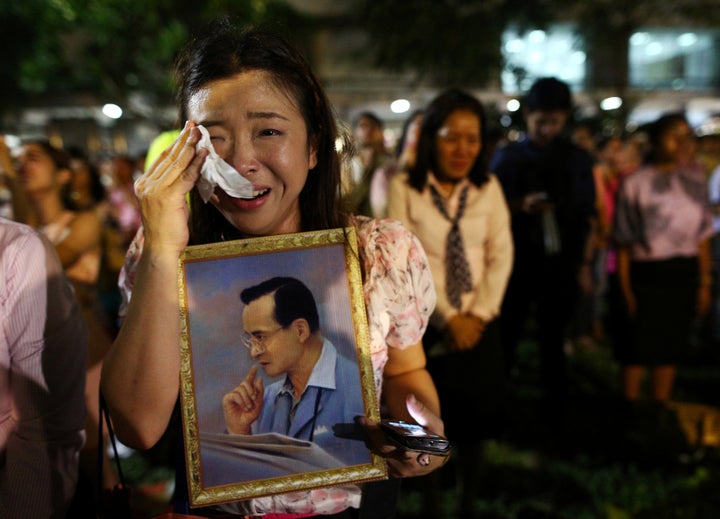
[136,122,204,198]
[133,122,209,252]
[405,394,445,436]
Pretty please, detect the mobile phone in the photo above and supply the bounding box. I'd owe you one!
[379,420,451,456]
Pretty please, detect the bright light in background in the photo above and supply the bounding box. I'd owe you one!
[571,51,587,64]
[677,33,697,47]
[600,97,623,111]
[630,32,650,46]
[501,25,584,92]
[505,39,525,53]
[647,42,663,56]
[102,103,123,119]
[390,99,411,114]
[529,51,543,63]
[335,137,346,152]
[4,135,21,150]
[506,99,520,112]
[528,30,546,43]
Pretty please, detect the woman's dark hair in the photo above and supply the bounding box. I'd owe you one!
[240,276,320,333]
[407,88,490,192]
[174,19,346,244]
[523,77,572,113]
[395,109,424,160]
[66,145,106,208]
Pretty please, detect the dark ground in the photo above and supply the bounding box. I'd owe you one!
[397,333,720,519]
[117,332,720,519]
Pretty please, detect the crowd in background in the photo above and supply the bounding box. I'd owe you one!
[2,69,720,517]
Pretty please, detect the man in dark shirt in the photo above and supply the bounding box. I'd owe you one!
[489,77,596,420]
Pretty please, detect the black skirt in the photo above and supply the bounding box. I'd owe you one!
[424,319,508,443]
[618,257,699,365]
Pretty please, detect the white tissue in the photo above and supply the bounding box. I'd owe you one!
[195,125,255,203]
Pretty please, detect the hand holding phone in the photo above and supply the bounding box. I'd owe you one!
[379,420,451,456]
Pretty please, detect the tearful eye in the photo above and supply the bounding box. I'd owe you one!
[259,129,282,137]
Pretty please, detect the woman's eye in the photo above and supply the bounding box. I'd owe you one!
[259,128,282,137]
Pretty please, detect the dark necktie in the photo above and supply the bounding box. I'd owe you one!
[430,184,472,309]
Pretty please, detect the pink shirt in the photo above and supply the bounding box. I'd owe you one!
[0,218,87,517]
[613,165,714,261]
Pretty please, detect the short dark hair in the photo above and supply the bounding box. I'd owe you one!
[523,77,572,113]
[407,88,490,191]
[240,276,320,333]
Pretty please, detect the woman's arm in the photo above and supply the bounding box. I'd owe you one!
[382,342,440,422]
[362,342,445,477]
[616,245,635,316]
[101,123,207,449]
[54,211,102,268]
[697,237,713,317]
[101,247,184,448]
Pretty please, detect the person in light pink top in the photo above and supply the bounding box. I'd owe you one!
[0,217,87,517]
[613,113,714,402]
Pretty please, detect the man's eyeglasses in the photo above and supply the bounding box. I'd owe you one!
[241,326,284,353]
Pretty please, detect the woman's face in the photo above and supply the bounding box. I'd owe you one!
[17,143,67,195]
[187,70,317,237]
[70,159,91,192]
[658,120,694,165]
[434,109,482,185]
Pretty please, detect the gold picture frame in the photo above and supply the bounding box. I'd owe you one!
[177,227,386,508]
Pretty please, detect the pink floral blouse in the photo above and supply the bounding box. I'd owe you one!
[117,215,436,515]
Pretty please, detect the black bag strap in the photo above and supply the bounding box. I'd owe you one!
[98,390,128,515]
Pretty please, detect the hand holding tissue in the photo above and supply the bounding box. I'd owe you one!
[194,125,255,203]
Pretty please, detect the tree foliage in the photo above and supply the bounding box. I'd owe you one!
[358,0,720,90]
[358,0,559,87]
[1,0,718,119]
[0,0,309,115]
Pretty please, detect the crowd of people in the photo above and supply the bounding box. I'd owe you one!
[1,17,720,519]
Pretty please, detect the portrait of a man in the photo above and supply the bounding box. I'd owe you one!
[222,276,368,462]
[177,231,382,503]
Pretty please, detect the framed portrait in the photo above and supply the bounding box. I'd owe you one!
[177,227,387,507]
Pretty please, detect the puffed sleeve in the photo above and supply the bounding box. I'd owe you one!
[353,215,436,360]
